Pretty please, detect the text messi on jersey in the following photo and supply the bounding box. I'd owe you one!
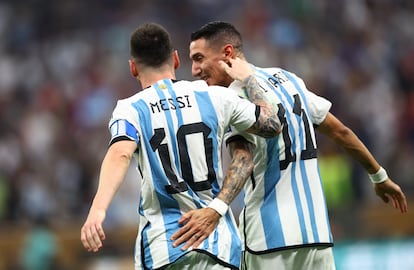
[150,95,192,114]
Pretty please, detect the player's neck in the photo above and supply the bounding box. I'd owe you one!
[139,70,176,89]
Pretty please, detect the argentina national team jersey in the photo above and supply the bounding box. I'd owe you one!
[109,79,257,269]
[226,67,333,254]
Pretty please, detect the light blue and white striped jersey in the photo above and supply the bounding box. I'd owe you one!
[109,79,258,269]
[226,67,333,254]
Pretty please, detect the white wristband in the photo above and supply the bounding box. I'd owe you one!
[368,167,388,184]
[208,198,229,216]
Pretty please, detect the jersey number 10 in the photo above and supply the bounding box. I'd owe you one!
[150,122,216,194]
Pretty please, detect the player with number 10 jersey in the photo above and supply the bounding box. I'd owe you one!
[109,78,260,269]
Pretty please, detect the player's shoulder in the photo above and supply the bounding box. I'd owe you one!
[255,66,291,76]
[255,66,306,87]
[113,87,153,111]
[254,65,281,72]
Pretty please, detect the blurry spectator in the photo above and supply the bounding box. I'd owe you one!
[319,144,353,210]
[19,217,60,270]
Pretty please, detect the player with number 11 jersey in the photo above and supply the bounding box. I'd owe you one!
[226,66,333,254]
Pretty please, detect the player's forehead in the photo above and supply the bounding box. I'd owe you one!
[189,38,217,59]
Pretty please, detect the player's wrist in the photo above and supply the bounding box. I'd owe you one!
[368,166,388,184]
[208,198,229,217]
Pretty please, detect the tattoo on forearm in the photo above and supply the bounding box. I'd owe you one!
[243,75,281,137]
[244,75,266,103]
[219,154,253,205]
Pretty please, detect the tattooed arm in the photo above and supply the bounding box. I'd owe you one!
[220,57,282,138]
[171,138,254,250]
[216,139,254,205]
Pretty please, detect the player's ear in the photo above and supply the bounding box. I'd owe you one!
[223,44,235,58]
[129,59,139,77]
[222,45,235,66]
[173,50,180,70]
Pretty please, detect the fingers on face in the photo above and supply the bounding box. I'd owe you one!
[218,60,228,71]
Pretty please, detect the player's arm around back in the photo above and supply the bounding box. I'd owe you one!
[220,57,282,138]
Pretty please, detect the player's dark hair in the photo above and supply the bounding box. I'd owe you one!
[191,21,243,51]
[130,23,174,67]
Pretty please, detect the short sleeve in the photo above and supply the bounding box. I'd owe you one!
[224,81,259,148]
[290,73,332,125]
[108,100,140,144]
[305,91,332,125]
[210,85,258,132]
[109,119,139,144]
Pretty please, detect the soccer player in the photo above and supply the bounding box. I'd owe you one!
[171,21,408,270]
[80,23,281,270]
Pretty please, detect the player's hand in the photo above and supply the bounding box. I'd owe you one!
[219,57,254,82]
[374,178,408,213]
[171,208,221,250]
[80,209,107,252]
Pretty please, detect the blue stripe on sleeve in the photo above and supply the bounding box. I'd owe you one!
[109,119,139,142]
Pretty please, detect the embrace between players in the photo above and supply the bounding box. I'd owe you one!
[81,22,407,270]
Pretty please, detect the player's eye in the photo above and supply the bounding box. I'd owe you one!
[193,55,203,62]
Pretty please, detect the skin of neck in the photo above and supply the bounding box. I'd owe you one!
[138,65,176,89]
[131,50,180,89]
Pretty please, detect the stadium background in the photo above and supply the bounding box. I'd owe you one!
[0,0,413,269]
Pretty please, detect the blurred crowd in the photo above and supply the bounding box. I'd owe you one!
[0,0,413,235]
